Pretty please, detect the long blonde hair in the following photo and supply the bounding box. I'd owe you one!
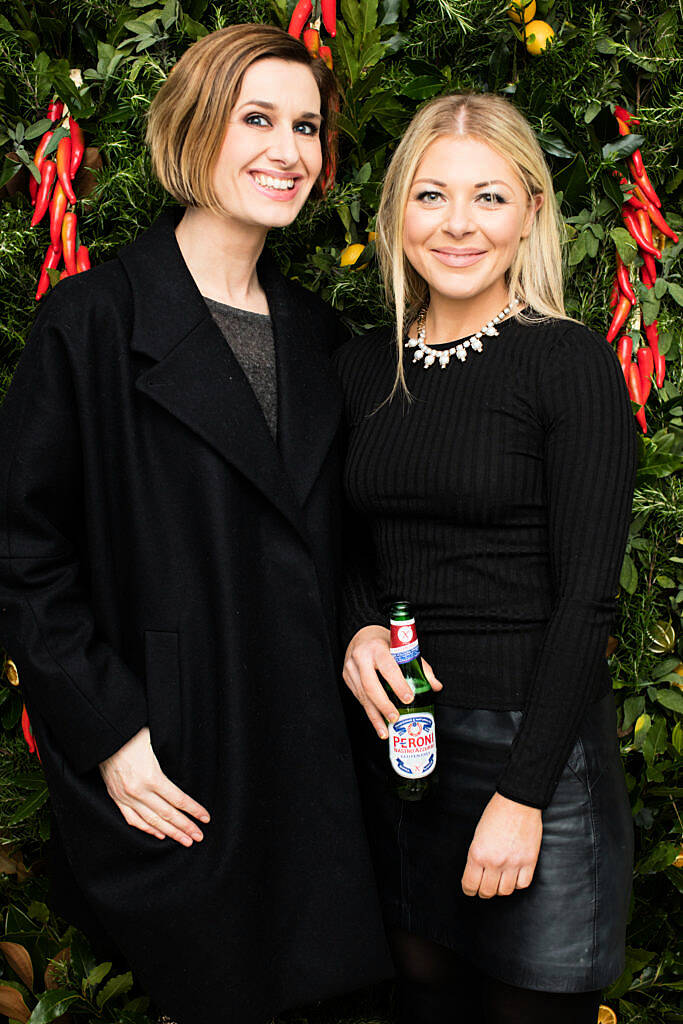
[376,92,569,397]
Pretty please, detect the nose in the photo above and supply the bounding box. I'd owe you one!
[443,196,476,237]
[265,123,301,169]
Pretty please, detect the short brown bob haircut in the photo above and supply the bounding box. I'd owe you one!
[146,23,338,211]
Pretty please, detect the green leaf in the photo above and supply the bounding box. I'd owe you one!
[602,134,646,159]
[24,119,52,141]
[180,13,208,38]
[655,688,683,713]
[85,961,111,989]
[642,715,667,764]
[672,722,683,754]
[636,842,679,874]
[667,281,683,306]
[401,75,443,100]
[69,932,96,983]
[584,100,601,124]
[7,786,48,826]
[28,989,80,1024]
[568,231,587,267]
[622,695,645,733]
[611,227,638,265]
[361,0,379,35]
[595,36,617,54]
[654,277,668,299]
[27,902,49,924]
[633,712,651,748]
[96,971,134,1008]
[537,133,575,159]
[620,552,638,595]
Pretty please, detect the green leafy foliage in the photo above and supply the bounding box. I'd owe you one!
[0,1,682,1021]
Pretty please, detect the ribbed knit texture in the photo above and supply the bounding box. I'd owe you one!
[334,315,637,808]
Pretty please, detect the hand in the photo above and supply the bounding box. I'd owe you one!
[342,625,442,739]
[99,726,210,847]
[461,792,542,898]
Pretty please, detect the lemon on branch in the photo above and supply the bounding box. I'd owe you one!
[525,20,555,55]
[597,1008,617,1024]
[340,243,369,270]
[508,0,536,24]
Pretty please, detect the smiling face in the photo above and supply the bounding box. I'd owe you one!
[403,135,542,311]
[214,57,323,230]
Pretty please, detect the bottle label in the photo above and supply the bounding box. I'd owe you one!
[388,712,437,779]
[390,618,420,664]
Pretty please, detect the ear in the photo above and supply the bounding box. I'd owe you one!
[521,193,544,239]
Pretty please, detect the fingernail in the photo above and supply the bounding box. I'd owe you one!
[379,729,388,740]
[192,831,203,842]
[403,692,413,703]
[199,814,210,823]
[389,712,399,723]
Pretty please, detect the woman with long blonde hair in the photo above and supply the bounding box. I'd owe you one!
[337,92,636,1023]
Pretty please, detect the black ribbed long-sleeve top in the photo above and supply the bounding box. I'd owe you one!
[334,314,637,809]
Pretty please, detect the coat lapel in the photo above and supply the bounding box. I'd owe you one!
[118,208,340,541]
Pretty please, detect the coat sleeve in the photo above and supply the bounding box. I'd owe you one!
[495,325,637,809]
[0,299,148,775]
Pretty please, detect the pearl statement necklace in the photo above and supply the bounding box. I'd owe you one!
[405,297,520,370]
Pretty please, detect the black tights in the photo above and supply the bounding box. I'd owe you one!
[390,929,602,1024]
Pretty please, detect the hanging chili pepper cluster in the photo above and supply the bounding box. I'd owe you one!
[607,105,678,434]
[288,0,336,68]
[29,99,91,301]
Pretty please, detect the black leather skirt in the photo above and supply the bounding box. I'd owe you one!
[358,692,633,993]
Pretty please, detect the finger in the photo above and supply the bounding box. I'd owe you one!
[133,802,198,847]
[516,864,536,890]
[139,792,206,843]
[119,803,166,840]
[157,776,211,824]
[461,858,483,897]
[477,867,500,900]
[357,661,403,724]
[421,657,443,691]
[375,649,415,704]
[497,868,519,897]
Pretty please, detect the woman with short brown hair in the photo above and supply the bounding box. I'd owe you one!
[0,23,389,1024]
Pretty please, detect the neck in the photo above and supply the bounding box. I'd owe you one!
[175,206,269,311]
[421,283,515,344]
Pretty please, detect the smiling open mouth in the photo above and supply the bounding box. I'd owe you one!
[251,173,296,191]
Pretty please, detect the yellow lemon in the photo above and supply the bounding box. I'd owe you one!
[367,231,377,243]
[525,20,555,55]
[340,243,368,269]
[597,1007,617,1024]
[673,846,683,868]
[508,0,536,24]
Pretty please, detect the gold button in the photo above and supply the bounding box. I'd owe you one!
[4,660,19,686]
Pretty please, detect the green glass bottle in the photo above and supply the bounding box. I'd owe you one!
[387,601,437,801]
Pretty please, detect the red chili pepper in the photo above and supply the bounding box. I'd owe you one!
[21,705,36,754]
[56,137,77,205]
[640,263,655,289]
[321,0,337,36]
[636,346,654,404]
[30,160,57,227]
[643,198,679,244]
[615,254,636,304]
[607,293,633,344]
[608,276,619,309]
[35,242,62,301]
[61,211,78,275]
[319,44,334,70]
[68,117,85,177]
[628,159,660,209]
[635,208,659,282]
[622,205,662,259]
[76,244,91,273]
[630,148,645,177]
[643,320,665,388]
[49,182,67,250]
[627,363,647,433]
[615,105,639,126]
[30,130,54,206]
[303,27,320,55]
[46,100,64,123]
[617,335,632,380]
[288,0,312,38]
[616,117,630,137]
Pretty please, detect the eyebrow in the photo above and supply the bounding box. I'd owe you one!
[412,178,511,188]
[235,99,322,121]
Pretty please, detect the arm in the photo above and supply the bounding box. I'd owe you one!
[462,325,637,897]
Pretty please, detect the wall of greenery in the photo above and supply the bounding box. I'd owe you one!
[0,1,681,1022]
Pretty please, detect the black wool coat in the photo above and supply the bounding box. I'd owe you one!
[0,209,391,1023]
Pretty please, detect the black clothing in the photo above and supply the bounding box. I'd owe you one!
[203,296,278,438]
[358,694,633,991]
[335,316,637,808]
[0,209,391,1023]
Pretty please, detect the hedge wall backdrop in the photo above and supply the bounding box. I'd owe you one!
[0,1,681,1022]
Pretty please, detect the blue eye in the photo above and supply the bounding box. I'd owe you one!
[295,122,320,136]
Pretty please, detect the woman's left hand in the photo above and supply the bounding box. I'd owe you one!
[461,792,543,898]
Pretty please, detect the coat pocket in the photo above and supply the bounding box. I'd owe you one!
[144,630,182,777]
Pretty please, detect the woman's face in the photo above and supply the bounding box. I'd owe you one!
[402,136,542,308]
[214,58,323,229]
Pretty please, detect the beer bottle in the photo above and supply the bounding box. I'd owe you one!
[386,601,437,800]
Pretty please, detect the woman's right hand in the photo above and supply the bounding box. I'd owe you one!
[342,625,442,739]
[99,726,210,846]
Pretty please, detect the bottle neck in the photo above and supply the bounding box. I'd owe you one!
[390,617,420,664]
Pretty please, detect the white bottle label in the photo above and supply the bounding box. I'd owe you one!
[388,711,437,779]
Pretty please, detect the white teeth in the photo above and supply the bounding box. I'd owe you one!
[253,173,295,191]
